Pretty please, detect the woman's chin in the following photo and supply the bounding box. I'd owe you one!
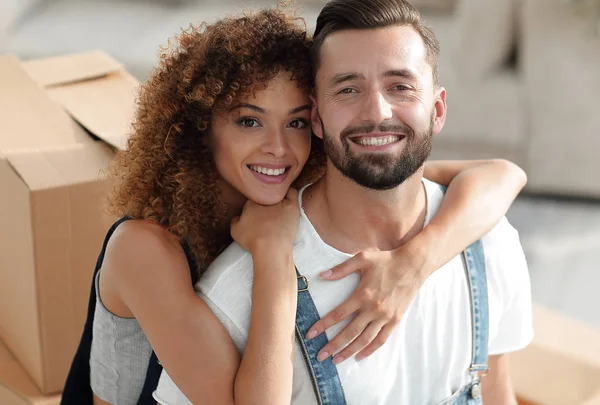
[247,190,289,206]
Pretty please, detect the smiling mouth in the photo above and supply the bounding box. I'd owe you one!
[248,165,291,176]
[349,135,406,147]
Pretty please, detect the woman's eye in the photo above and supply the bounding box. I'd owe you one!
[288,119,308,129]
[238,118,260,128]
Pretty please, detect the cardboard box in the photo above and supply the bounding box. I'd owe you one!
[581,392,600,405]
[511,305,600,405]
[0,51,138,394]
[0,340,61,405]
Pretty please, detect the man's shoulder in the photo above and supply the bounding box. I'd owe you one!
[195,242,253,296]
[422,178,446,223]
[480,215,524,259]
[481,215,528,280]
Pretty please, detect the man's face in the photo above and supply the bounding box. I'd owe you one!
[312,25,446,190]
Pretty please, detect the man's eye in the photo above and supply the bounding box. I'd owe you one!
[393,85,410,91]
[238,118,259,127]
[339,88,356,94]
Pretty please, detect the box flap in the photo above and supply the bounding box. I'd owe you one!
[42,71,138,150]
[0,341,60,404]
[4,142,114,191]
[0,55,90,152]
[21,51,123,88]
[21,51,139,151]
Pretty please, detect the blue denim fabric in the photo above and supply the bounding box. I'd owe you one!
[437,239,489,405]
[295,270,347,405]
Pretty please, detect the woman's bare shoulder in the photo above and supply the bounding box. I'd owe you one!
[101,219,193,297]
[105,219,185,265]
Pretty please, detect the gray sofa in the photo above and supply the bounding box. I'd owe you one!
[430,0,600,198]
[2,0,599,197]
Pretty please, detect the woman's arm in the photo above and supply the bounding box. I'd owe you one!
[230,189,300,405]
[305,159,527,362]
[100,221,241,405]
[234,245,296,405]
[421,158,527,269]
[101,194,300,405]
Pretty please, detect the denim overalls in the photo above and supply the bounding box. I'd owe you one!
[294,237,489,405]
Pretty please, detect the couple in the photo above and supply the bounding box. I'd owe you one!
[62,0,532,404]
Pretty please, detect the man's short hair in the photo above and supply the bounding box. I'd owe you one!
[312,0,441,85]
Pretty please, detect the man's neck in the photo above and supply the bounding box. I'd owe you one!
[302,163,428,254]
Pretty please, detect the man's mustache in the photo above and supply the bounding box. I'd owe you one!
[340,122,413,139]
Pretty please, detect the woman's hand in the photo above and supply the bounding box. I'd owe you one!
[231,188,300,254]
[305,241,427,364]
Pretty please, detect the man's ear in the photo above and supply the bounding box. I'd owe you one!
[310,94,324,140]
[432,87,447,136]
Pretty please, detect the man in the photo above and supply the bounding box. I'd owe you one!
[155,0,533,403]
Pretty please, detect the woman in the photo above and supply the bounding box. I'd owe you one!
[61,6,527,405]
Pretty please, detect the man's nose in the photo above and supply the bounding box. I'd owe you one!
[361,91,393,123]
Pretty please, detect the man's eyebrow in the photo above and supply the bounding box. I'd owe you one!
[228,103,266,114]
[329,72,366,86]
[384,69,418,81]
[328,70,418,86]
[288,105,311,115]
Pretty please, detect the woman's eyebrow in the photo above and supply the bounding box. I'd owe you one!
[229,103,266,114]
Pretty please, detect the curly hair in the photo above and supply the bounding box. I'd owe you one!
[108,6,326,275]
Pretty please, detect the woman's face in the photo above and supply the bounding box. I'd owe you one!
[209,71,312,206]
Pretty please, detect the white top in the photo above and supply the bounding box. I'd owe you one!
[154,179,534,405]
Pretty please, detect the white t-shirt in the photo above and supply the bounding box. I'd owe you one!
[154,179,533,405]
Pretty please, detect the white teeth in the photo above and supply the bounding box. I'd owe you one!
[355,136,400,146]
[249,165,286,176]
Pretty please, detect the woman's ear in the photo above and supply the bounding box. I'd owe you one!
[203,128,214,150]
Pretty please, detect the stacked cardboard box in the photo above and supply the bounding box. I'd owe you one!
[0,50,138,399]
[511,305,600,405]
[0,341,60,405]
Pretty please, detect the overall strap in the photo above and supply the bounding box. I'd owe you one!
[295,268,347,405]
[462,240,490,377]
[137,240,198,404]
[439,184,489,399]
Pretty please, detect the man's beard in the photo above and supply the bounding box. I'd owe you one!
[320,113,434,191]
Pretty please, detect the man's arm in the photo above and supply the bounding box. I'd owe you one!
[481,354,519,405]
